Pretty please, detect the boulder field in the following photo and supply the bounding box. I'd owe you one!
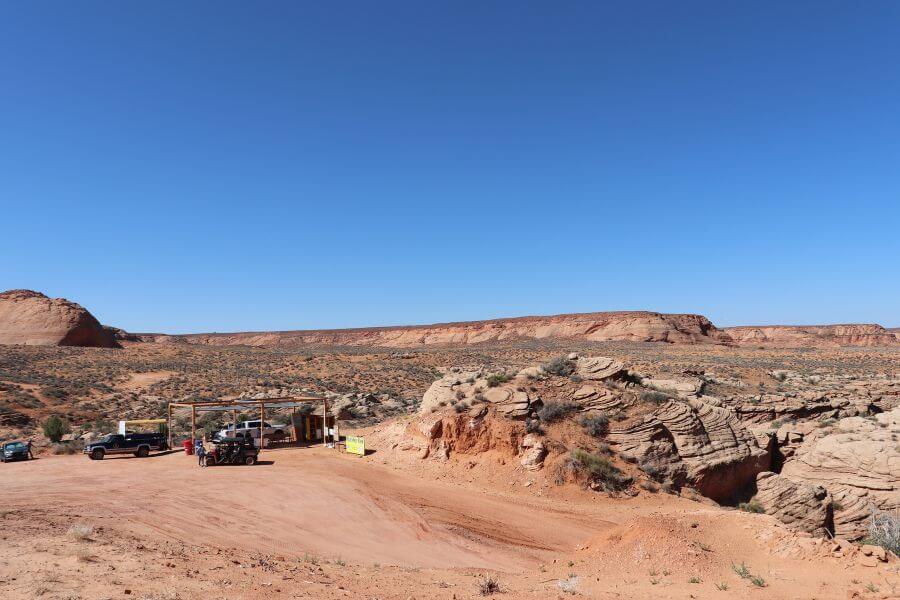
[0,290,117,348]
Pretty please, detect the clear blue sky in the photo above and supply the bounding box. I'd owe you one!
[1,2,898,333]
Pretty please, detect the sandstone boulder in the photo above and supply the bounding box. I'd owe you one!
[575,356,626,381]
[520,433,547,470]
[781,408,900,540]
[0,290,117,347]
[753,472,832,536]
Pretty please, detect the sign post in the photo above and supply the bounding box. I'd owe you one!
[345,436,365,456]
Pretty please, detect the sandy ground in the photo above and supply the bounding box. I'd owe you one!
[0,448,897,600]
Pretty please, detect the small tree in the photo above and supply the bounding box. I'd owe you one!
[43,415,70,443]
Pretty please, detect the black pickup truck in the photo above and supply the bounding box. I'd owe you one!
[84,433,168,460]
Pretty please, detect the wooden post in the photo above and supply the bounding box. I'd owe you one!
[167,403,173,449]
[190,404,196,450]
[259,402,265,451]
[232,409,237,436]
[322,398,328,447]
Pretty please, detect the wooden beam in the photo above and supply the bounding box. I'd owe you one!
[190,404,196,451]
[259,402,265,452]
[167,403,173,449]
[322,398,327,447]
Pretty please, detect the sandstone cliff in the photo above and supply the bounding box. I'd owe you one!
[724,324,898,347]
[0,290,117,348]
[139,311,729,348]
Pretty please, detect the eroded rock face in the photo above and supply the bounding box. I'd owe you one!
[139,311,731,347]
[724,324,899,347]
[727,392,869,425]
[0,290,117,348]
[420,369,532,418]
[608,398,771,502]
[780,408,900,540]
[754,472,832,536]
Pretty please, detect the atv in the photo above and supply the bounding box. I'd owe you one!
[204,437,259,466]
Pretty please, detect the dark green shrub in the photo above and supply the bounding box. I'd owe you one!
[42,415,70,443]
[486,373,513,388]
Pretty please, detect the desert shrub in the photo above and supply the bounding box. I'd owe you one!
[42,415,70,443]
[50,441,82,455]
[543,356,575,377]
[67,524,94,541]
[570,448,631,491]
[537,401,576,423]
[579,414,609,437]
[478,576,501,596]
[771,371,788,382]
[486,373,513,388]
[640,480,659,493]
[863,508,900,556]
[738,500,764,514]
[455,389,466,401]
[640,390,672,405]
[638,460,667,482]
[524,418,544,434]
[569,374,583,383]
[453,402,469,413]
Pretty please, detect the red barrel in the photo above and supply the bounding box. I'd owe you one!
[183,440,193,455]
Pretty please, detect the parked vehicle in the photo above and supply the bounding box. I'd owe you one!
[215,420,288,442]
[204,437,259,466]
[84,433,168,460]
[1,441,31,462]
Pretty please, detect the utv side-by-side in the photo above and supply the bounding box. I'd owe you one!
[204,437,259,466]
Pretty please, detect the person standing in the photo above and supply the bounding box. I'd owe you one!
[26,439,34,459]
[196,437,207,467]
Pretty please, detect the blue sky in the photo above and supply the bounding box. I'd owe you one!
[1,2,898,333]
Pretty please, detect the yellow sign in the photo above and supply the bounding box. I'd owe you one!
[346,436,365,456]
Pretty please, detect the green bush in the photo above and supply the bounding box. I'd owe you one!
[486,373,513,388]
[570,448,631,491]
[537,401,576,423]
[738,500,764,514]
[542,356,575,377]
[863,508,899,556]
[640,390,673,405]
[42,415,70,443]
[579,414,609,437]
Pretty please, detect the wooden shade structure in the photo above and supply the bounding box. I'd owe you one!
[167,396,332,451]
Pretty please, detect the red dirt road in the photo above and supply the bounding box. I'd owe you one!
[0,449,610,570]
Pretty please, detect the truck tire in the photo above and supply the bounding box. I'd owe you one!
[205,455,215,467]
[271,430,285,441]
[244,455,256,466]
[136,446,150,458]
[91,448,104,460]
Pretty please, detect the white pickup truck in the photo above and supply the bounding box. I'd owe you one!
[216,420,289,443]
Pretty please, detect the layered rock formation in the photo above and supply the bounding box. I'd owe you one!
[753,472,833,536]
[607,398,771,502]
[139,311,730,348]
[780,409,900,540]
[0,290,117,348]
[725,324,899,347]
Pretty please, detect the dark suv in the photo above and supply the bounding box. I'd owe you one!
[84,433,168,460]
[1,441,31,462]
